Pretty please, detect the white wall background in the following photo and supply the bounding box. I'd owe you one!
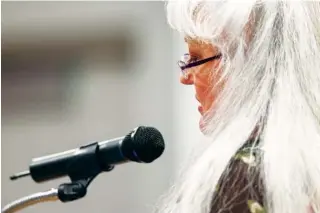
[1,2,202,213]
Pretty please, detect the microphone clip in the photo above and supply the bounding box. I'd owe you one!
[67,141,113,181]
[57,142,114,202]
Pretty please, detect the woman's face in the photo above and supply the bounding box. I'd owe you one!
[180,40,223,130]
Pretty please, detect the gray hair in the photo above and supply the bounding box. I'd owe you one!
[156,1,320,213]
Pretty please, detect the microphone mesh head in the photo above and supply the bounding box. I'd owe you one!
[122,126,165,163]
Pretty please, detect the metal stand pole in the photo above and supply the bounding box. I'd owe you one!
[2,188,58,213]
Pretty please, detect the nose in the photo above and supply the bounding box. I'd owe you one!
[180,72,194,85]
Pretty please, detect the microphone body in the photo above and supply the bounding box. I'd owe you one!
[30,137,123,182]
[29,126,164,183]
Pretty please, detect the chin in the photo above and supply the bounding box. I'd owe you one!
[199,116,206,133]
[198,109,214,135]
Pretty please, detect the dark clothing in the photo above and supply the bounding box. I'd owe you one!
[210,142,265,213]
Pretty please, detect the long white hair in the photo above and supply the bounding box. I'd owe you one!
[156,1,320,213]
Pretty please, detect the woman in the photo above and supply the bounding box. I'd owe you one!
[156,1,320,213]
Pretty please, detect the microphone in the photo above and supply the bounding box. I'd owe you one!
[10,126,165,183]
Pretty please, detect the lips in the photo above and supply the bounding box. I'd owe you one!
[196,96,206,131]
[198,105,204,115]
[195,96,204,115]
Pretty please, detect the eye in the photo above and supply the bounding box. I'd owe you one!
[188,55,200,63]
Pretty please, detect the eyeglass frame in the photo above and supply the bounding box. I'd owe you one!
[177,53,222,74]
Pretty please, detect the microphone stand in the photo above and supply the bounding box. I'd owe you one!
[2,142,115,213]
[2,175,104,213]
[2,188,58,213]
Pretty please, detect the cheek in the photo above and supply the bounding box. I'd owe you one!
[194,73,215,106]
[194,68,224,110]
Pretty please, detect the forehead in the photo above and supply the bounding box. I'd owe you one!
[184,37,219,53]
[184,37,207,45]
[184,37,216,50]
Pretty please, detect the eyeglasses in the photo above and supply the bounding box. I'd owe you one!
[177,53,222,77]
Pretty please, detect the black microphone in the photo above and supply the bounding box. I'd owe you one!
[10,126,165,183]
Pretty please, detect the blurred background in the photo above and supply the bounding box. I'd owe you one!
[2,2,203,213]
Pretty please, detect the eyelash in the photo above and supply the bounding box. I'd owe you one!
[188,56,199,63]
